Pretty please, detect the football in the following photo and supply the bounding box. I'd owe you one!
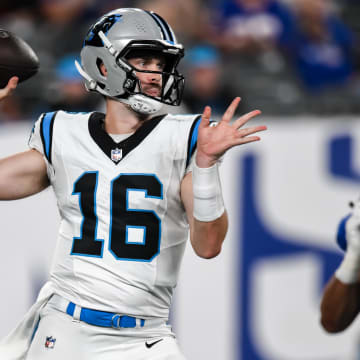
[0,29,39,88]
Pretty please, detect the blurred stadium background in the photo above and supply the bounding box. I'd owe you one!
[1,0,360,359]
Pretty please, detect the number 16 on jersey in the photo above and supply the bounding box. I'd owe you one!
[71,172,163,262]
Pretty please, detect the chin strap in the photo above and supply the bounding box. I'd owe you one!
[122,94,163,115]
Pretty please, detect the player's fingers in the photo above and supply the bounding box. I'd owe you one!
[0,77,18,99]
[199,106,211,128]
[7,76,19,90]
[237,125,267,138]
[233,110,262,129]
[233,136,262,146]
[222,97,241,123]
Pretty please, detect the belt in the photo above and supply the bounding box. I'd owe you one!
[50,294,162,329]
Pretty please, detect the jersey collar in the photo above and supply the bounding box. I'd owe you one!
[88,112,166,164]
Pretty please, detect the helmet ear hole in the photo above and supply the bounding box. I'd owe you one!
[96,58,107,77]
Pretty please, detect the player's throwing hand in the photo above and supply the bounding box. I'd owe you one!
[0,77,18,101]
[196,97,266,168]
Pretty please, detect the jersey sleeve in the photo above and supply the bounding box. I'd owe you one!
[28,112,57,180]
[28,112,57,162]
[185,115,201,173]
[28,114,44,154]
[184,117,221,174]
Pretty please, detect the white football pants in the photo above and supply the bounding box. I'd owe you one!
[26,297,186,360]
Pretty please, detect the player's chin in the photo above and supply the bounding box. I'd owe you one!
[143,89,161,97]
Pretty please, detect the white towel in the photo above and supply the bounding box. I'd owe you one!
[0,282,55,360]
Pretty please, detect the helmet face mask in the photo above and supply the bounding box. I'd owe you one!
[77,8,185,114]
[118,41,184,106]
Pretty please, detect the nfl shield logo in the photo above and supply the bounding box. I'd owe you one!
[111,148,122,162]
[45,336,56,349]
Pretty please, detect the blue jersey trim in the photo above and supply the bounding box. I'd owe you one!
[186,115,202,168]
[40,111,57,164]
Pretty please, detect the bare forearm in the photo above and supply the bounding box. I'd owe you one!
[0,151,49,200]
[320,276,360,333]
[190,211,228,258]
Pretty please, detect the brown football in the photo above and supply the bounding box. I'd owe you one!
[0,29,39,88]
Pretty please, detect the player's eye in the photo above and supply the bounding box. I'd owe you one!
[157,62,165,70]
[134,60,146,69]
[130,59,146,69]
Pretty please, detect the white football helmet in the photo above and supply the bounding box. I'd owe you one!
[75,8,185,115]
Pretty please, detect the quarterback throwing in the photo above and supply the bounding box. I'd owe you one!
[0,8,266,360]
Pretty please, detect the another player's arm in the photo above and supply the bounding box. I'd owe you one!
[0,149,49,200]
[320,276,360,332]
[320,203,360,332]
[181,98,266,259]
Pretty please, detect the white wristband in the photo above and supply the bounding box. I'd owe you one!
[192,162,225,222]
[335,250,360,284]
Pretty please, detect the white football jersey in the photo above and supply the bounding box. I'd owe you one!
[28,110,201,319]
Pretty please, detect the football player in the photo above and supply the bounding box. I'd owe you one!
[320,200,360,333]
[0,8,266,360]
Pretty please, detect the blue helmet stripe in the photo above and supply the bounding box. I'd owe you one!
[146,11,171,41]
[151,12,175,42]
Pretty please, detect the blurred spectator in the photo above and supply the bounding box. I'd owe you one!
[0,0,37,13]
[182,45,240,116]
[0,0,96,119]
[32,0,93,59]
[289,0,356,92]
[138,0,212,46]
[213,0,296,54]
[93,1,142,15]
[48,54,102,113]
[1,0,360,119]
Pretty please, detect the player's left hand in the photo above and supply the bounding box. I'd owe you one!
[196,97,267,168]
